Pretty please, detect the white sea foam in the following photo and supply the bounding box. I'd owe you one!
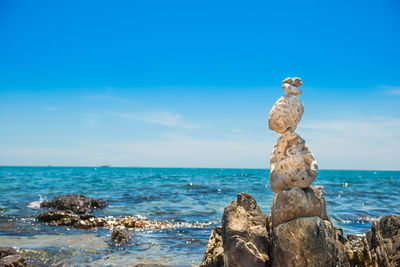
[27,195,46,209]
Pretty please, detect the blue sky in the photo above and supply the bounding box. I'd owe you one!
[0,0,399,169]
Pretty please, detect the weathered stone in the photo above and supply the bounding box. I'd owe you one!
[37,210,78,223]
[200,226,224,267]
[270,131,318,193]
[40,194,107,214]
[111,227,130,244]
[0,248,18,259]
[343,234,373,267]
[0,254,27,267]
[282,77,303,88]
[282,83,302,96]
[270,186,329,227]
[271,216,347,267]
[366,214,400,267]
[222,193,270,267]
[268,94,304,134]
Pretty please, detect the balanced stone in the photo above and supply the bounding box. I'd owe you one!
[270,131,318,193]
[268,77,318,193]
[269,186,328,227]
[268,94,304,134]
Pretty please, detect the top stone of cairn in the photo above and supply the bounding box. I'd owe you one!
[282,77,302,96]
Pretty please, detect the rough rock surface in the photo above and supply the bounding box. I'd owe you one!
[271,216,346,267]
[343,234,373,267]
[282,77,303,88]
[37,210,168,229]
[366,214,400,266]
[111,227,130,244]
[268,94,304,134]
[40,194,107,214]
[0,248,18,260]
[222,193,270,267]
[282,83,302,96]
[270,131,318,193]
[200,226,224,267]
[269,186,328,227]
[0,254,28,267]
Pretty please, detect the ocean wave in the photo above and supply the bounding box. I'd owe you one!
[27,195,46,209]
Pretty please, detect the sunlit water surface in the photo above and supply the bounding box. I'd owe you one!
[1,167,399,266]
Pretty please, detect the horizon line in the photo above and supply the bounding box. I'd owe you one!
[0,165,399,172]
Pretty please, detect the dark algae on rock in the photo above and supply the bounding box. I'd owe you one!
[40,194,107,214]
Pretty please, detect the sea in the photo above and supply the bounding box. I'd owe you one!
[0,167,399,266]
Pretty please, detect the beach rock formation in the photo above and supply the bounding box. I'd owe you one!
[0,247,47,267]
[268,77,317,193]
[270,216,347,266]
[200,226,224,267]
[366,214,400,266]
[0,254,28,267]
[37,210,167,229]
[40,194,107,214]
[221,193,270,267]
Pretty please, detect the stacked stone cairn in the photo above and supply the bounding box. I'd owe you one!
[267,77,343,266]
[200,78,400,267]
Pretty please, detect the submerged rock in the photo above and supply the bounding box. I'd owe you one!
[111,227,130,244]
[200,226,223,267]
[222,193,270,267]
[269,186,329,227]
[40,194,107,214]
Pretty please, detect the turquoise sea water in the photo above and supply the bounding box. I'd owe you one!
[0,167,399,266]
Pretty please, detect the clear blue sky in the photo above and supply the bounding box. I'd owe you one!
[1,0,399,169]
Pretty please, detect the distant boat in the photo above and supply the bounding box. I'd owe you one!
[100,161,110,168]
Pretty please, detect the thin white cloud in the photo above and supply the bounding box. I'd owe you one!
[43,107,62,111]
[110,111,199,129]
[380,85,400,95]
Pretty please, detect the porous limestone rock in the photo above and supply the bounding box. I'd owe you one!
[282,83,302,96]
[268,94,304,134]
[271,216,347,267]
[270,131,318,193]
[200,226,224,267]
[269,186,328,227]
[282,77,303,88]
[222,193,270,267]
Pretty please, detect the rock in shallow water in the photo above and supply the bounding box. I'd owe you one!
[222,193,270,267]
[111,227,131,244]
[200,226,224,267]
[0,254,28,267]
[40,194,107,214]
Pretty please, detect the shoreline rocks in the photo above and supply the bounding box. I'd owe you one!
[221,193,270,267]
[37,210,168,229]
[0,247,47,267]
[40,194,107,214]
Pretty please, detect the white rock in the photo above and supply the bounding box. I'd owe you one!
[268,94,304,134]
[270,131,318,193]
